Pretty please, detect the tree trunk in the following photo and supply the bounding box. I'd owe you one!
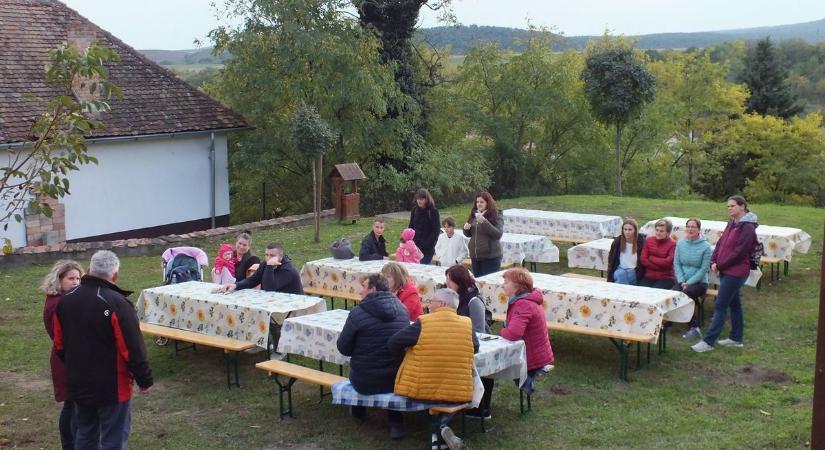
[313,154,323,243]
[615,122,623,196]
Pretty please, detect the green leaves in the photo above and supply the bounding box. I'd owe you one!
[291,103,334,156]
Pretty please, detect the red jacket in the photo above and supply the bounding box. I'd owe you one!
[43,294,68,402]
[640,236,676,281]
[500,288,554,370]
[396,281,423,322]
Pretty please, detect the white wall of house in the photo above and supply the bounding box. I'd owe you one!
[61,133,230,241]
[2,213,27,248]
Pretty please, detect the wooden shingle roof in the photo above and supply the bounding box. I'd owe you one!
[0,0,249,145]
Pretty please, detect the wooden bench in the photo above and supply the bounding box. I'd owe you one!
[256,359,346,421]
[760,256,788,283]
[303,286,362,309]
[140,322,256,388]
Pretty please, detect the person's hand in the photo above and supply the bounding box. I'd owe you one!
[475,212,486,224]
[681,282,688,290]
[463,222,472,231]
[266,255,282,266]
[213,284,236,293]
[711,263,718,273]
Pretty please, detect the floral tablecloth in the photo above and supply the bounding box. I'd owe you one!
[500,233,560,266]
[567,238,613,271]
[640,217,811,262]
[502,209,622,241]
[137,281,327,348]
[278,309,527,384]
[300,258,446,301]
[476,272,694,342]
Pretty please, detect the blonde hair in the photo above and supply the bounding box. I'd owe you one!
[381,262,410,290]
[41,259,84,296]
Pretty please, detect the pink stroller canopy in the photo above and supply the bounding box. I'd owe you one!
[162,247,209,266]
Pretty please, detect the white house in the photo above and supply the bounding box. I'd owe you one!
[0,0,249,248]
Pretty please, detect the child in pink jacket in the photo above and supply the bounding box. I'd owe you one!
[395,228,424,263]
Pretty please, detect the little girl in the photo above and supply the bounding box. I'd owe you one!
[212,243,237,284]
[396,228,424,264]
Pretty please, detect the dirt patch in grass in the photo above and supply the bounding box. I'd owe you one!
[732,364,793,387]
[0,370,51,392]
[550,384,576,396]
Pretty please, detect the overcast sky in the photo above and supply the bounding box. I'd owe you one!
[62,0,825,50]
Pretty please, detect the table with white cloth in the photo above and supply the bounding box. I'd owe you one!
[500,233,560,267]
[567,238,613,272]
[137,281,327,348]
[300,258,447,302]
[502,208,622,242]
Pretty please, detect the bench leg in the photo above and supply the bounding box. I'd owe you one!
[519,389,532,414]
[317,360,332,403]
[646,342,651,364]
[658,327,668,355]
[272,375,297,421]
[223,350,242,388]
[609,338,630,382]
[173,339,195,356]
[784,261,789,277]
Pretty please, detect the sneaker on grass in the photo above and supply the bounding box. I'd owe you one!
[682,327,702,340]
[691,341,713,352]
[440,426,463,450]
[717,338,744,348]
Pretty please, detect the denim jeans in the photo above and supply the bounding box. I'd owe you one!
[703,274,747,345]
[74,400,131,450]
[59,401,75,450]
[612,268,637,285]
[471,256,502,278]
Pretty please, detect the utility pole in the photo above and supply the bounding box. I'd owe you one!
[812,222,825,447]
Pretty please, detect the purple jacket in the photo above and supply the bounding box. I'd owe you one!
[711,212,758,278]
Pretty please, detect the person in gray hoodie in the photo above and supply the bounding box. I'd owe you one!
[692,195,758,352]
[673,217,712,340]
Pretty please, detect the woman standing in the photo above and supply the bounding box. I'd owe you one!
[381,262,424,322]
[408,188,440,265]
[463,192,504,277]
[692,195,758,352]
[41,259,83,450]
[674,218,712,340]
[233,232,260,283]
[607,218,646,285]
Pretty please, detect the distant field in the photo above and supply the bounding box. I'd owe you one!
[162,64,223,72]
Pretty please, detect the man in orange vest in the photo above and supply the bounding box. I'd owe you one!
[388,288,479,450]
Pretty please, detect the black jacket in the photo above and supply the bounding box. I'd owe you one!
[358,231,388,261]
[234,251,261,283]
[55,275,153,407]
[236,254,303,294]
[336,290,410,395]
[409,205,441,253]
[606,234,647,282]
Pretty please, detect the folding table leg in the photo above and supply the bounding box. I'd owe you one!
[273,375,297,421]
[609,338,631,382]
[223,350,241,388]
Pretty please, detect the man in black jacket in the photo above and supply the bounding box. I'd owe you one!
[359,218,388,261]
[217,242,303,294]
[337,273,410,439]
[54,250,153,449]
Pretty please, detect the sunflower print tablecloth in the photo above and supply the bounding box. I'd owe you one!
[277,309,527,383]
[502,209,622,241]
[500,233,560,266]
[567,238,613,271]
[300,258,446,301]
[137,281,327,348]
[640,217,811,262]
[476,272,694,342]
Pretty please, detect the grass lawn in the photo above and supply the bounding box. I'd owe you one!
[1,195,821,449]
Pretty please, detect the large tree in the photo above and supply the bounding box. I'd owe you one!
[582,38,656,195]
[739,37,803,119]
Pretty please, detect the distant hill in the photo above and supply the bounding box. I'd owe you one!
[139,18,825,64]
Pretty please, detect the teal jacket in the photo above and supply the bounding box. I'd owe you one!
[674,235,712,285]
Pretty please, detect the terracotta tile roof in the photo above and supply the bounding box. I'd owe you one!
[0,0,249,145]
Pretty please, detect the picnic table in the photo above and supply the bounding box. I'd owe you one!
[300,258,447,302]
[499,233,560,266]
[278,309,528,385]
[502,208,622,243]
[639,217,811,262]
[137,281,327,348]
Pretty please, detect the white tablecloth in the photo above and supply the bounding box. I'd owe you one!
[137,281,327,348]
[640,217,811,262]
[500,233,560,266]
[567,238,613,271]
[476,272,694,342]
[278,309,527,384]
[300,258,446,301]
[502,209,622,241]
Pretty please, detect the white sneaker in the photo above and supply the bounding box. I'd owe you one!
[682,327,702,340]
[269,351,286,360]
[440,426,463,450]
[691,341,714,352]
[717,338,744,348]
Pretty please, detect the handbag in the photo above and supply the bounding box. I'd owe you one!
[330,237,355,259]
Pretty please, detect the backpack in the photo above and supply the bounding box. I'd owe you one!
[750,241,765,270]
[164,254,201,284]
[330,238,354,259]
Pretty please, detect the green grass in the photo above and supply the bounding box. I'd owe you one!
[1,195,821,449]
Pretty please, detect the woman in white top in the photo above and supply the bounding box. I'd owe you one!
[607,218,647,285]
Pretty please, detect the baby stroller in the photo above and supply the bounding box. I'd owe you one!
[156,247,209,345]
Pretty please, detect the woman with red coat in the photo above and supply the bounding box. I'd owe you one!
[381,262,423,322]
[500,268,554,371]
[638,218,677,289]
[41,259,83,450]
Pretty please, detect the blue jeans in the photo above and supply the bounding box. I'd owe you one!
[73,400,131,450]
[60,401,75,450]
[471,256,502,277]
[612,268,637,285]
[703,274,747,345]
